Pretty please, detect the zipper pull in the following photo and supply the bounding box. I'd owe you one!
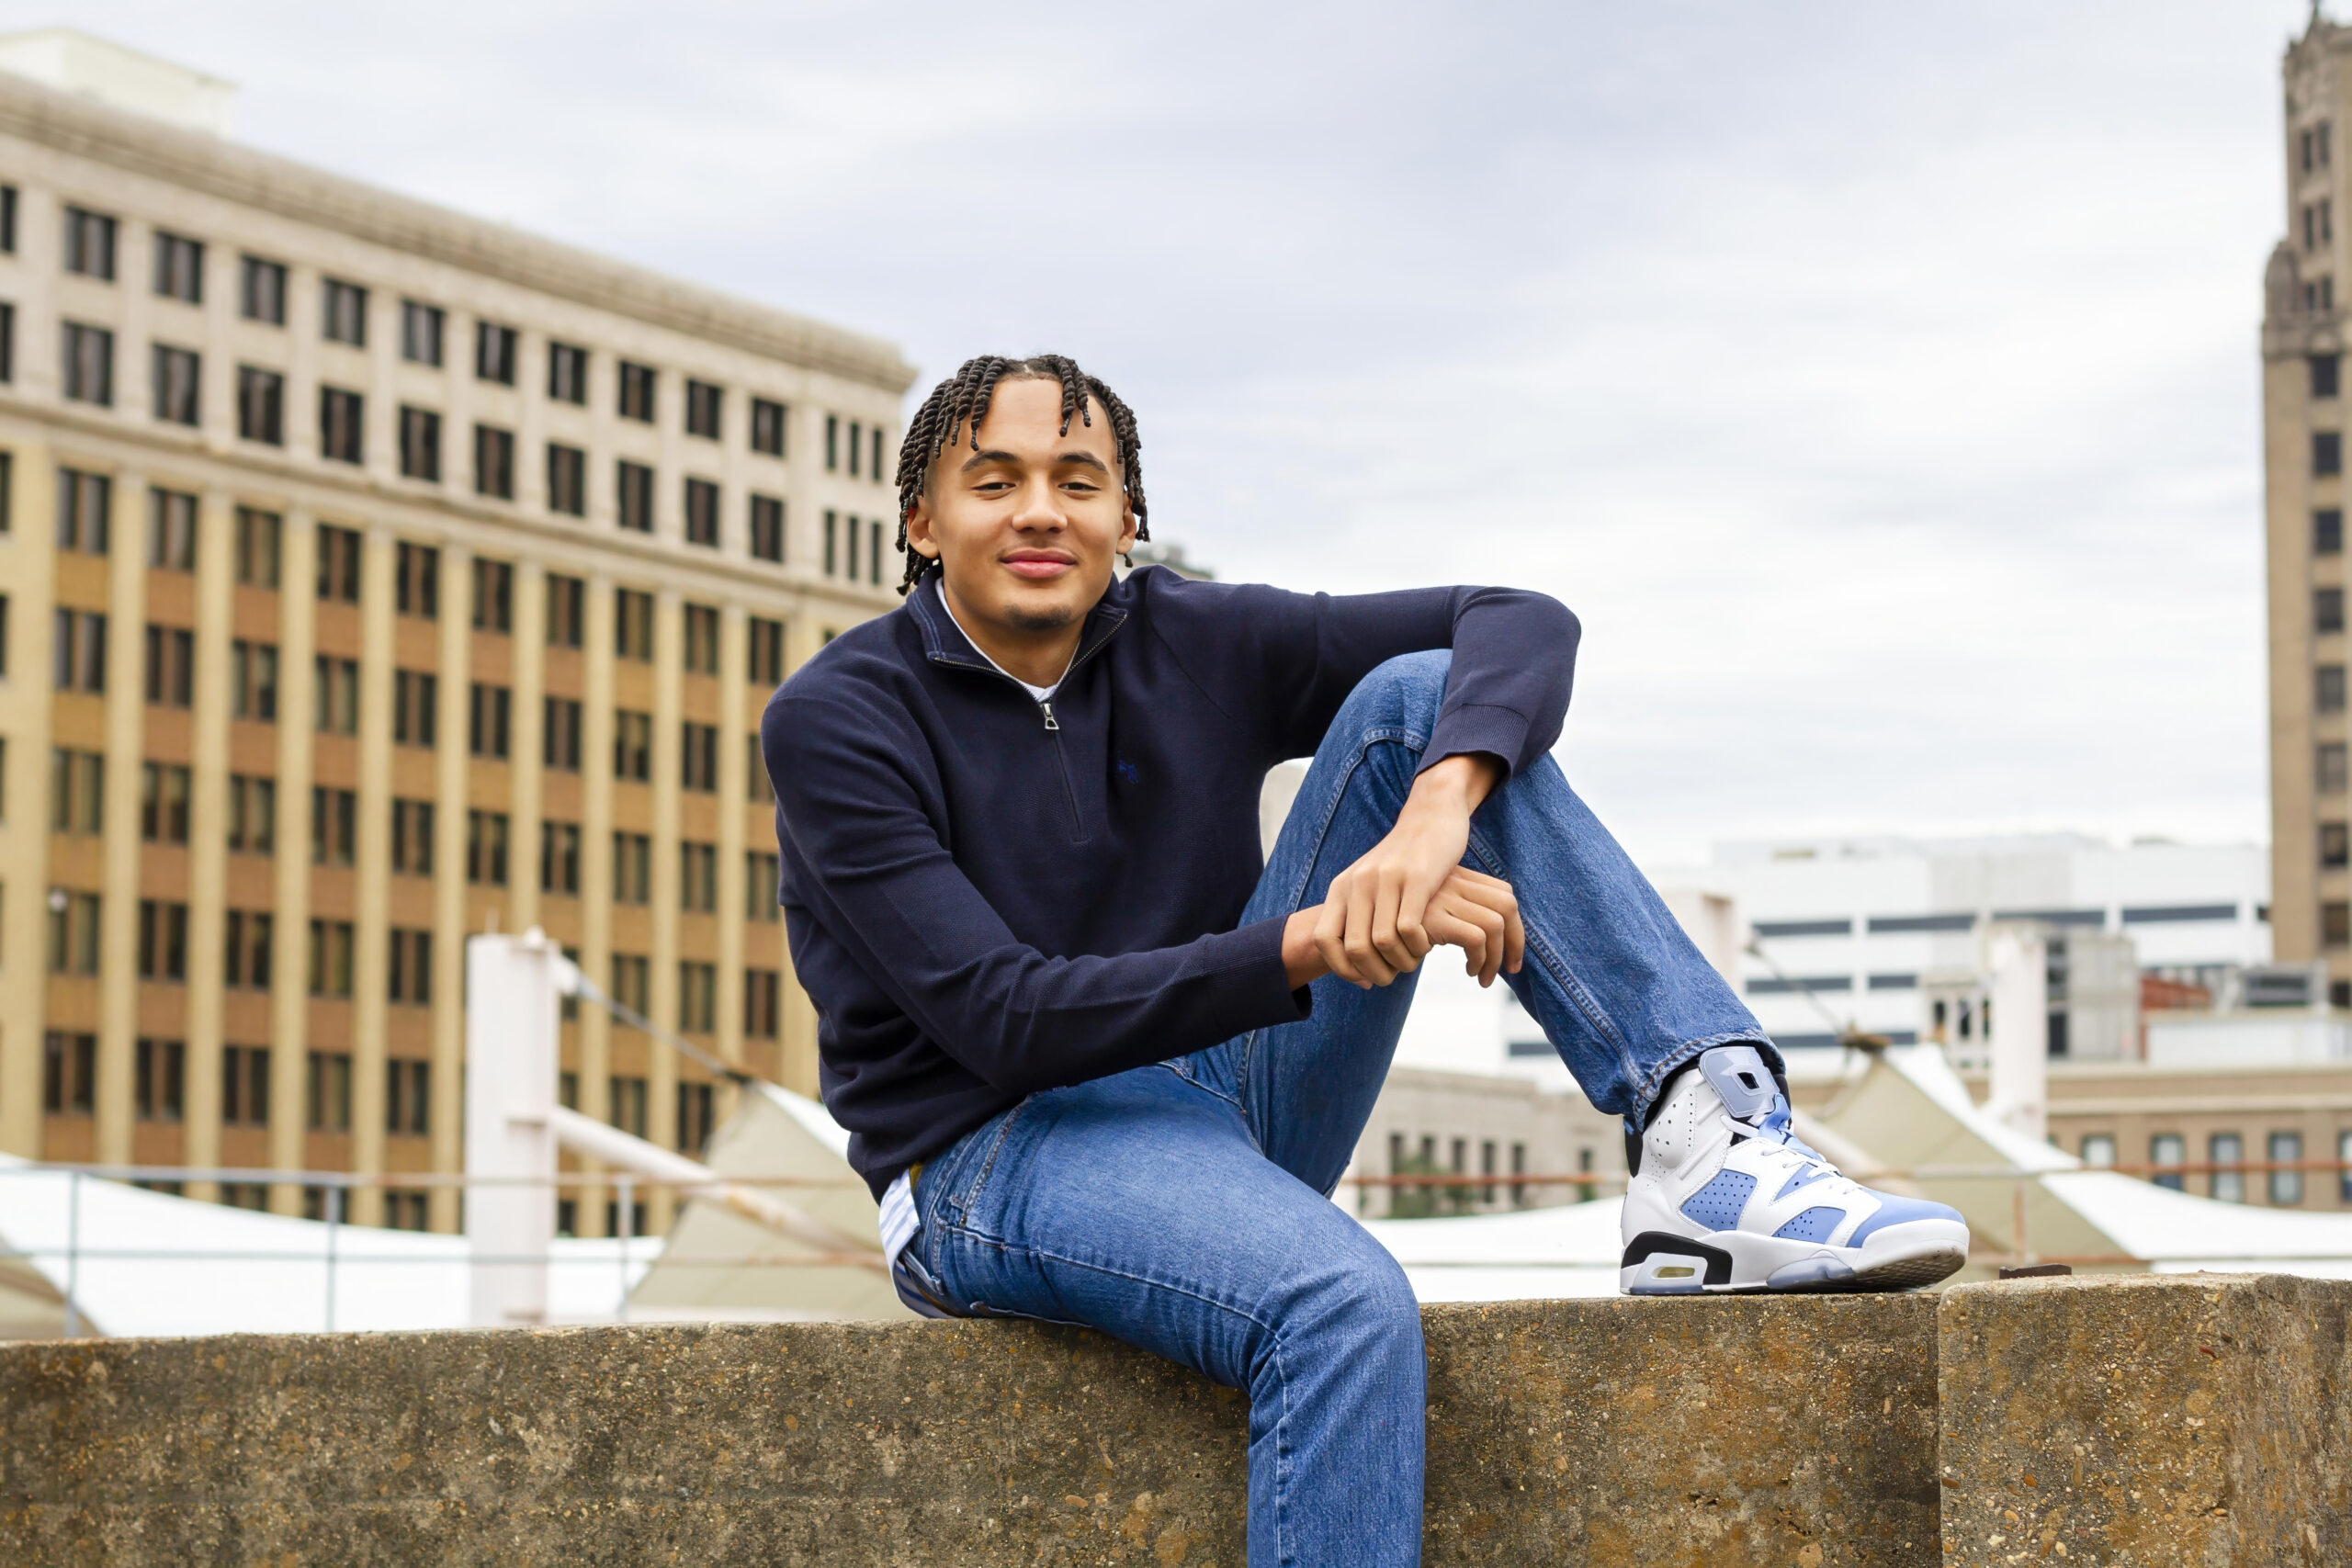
[1039,700,1059,732]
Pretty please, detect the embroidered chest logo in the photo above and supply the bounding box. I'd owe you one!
[1114,760,1141,785]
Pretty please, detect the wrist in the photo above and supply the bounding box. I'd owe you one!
[1282,908,1328,990]
[1408,753,1498,816]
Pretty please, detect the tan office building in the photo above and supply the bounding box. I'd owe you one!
[0,40,915,1234]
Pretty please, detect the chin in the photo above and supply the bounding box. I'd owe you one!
[1006,604,1078,634]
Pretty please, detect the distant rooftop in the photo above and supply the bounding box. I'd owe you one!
[0,28,234,135]
[1712,832,2261,867]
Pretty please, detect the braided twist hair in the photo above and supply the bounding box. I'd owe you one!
[891,354,1149,595]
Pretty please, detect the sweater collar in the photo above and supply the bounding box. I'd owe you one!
[906,570,1131,682]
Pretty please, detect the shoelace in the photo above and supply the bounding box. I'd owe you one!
[1723,1100,1834,1169]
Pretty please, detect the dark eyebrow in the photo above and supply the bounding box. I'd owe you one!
[958,447,1114,476]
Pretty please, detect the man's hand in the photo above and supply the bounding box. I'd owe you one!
[1279,754,1526,990]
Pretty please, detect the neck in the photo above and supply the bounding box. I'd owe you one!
[939,576,1085,688]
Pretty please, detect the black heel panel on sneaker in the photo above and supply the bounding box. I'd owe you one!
[1621,1232,1734,1286]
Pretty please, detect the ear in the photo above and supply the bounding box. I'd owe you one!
[1116,494,1138,557]
[905,493,942,562]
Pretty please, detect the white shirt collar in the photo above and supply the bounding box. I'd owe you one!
[936,578,1069,702]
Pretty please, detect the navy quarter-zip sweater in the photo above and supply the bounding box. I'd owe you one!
[763,567,1580,1197]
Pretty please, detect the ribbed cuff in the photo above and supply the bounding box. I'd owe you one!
[1419,703,1532,784]
[1203,915,1315,1039]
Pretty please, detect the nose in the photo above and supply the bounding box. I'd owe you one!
[1009,474,1066,533]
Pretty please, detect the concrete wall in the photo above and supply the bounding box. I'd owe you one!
[0,1278,2342,1565]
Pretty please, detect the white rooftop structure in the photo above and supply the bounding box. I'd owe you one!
[0,28,235,135]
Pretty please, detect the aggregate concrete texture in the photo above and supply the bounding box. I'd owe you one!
[1938,1274,2352,1568]
[0,1295,1942,1568]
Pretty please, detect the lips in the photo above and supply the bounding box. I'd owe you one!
[1002,552,1075,581]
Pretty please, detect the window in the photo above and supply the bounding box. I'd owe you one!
[873,426,886,481]
[612,831,651,903]
[401,300,444,366]
[609,1073,649,1137]
[471,557,513,632]
[751,397,786,457]
[144,624,194,707]
[616,459,654,532]
[322,278,368,345]
[306,918,356,998]
[47,891,100,975]
[684,603,720,673]
[234,507,280,587]
[50,750,102,833]
[2322,510,2344,555]
[678,1081,717,1155]
[2209,1133,2245,1202]
[44,1032,95,1114]
[749,615,786,684]
[2269,1131,2305,1205]
[544,696,582,770]
[469,682,512,759]
[823,509,837,575]
[679,961,717,1032]
[388,928,433,1005]
[744,968,780,1038]
[847,420,863,478]
[2079,1133,2116,1168]
[613,591,654,662]
[223,910,273,988]
[825,413,839,471]
[467,809,509,885]
[870,520,885,585]
[681,840,717,911]
[240,255,287,324]
[396,541,439,618]
[0,186,12,253]
[227,775,275,854]
[547,574,585,648]
[618,360,656,422]
[319,386,365,464]
[222,1046,271,1126]
[399,406,442,481]
[2316,355,2341,400]
[138,1039,187,1122]
[231,639,277,719]
[845,513,859,580]
[387,1059,431,1134]
[681,721,719,792]
[58,467,109,553]
[149,231,204,303]
[2318,431,2342,477]
[474,423,515,499]
[318,524,363,602]
[684,476,720,547]
[2149,1133,2186,1190]
[747,736,774,803]
[746,851,780,920]
[390,797,435,875]
[750,494,785,562]
[2324,823,2349,870]
[2322,588,2346,634]
[611,953,650,1016]
[151,344,200,425]
[2324,900,2349,945]
[314,655,359,735]
[685,378,723,439]
[2323,744,2348,795]
[306,1051,353,1131]
[476,321,517,385]
[547,443,586,516]
[62,321,113,404]
[384,1191,428,1229]
[2324,665,2347,715]
[140,762,191,844]
[548,341,589,403]
[311,786,356,866]
[393,669,437,746]
[237,366,283,445]
[2341,1130,2352,1203]
[146,487,197,570]
[136,899,189,981]
[63,207,117,278]
[53,610,107,693]
[613,709,652,780]
[541,819,581,895]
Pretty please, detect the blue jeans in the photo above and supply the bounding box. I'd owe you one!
[896,651,1769,1568]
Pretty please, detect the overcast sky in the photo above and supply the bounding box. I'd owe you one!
[25,1,2323,863]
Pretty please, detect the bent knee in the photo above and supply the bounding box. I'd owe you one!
[1337,650,1452,734]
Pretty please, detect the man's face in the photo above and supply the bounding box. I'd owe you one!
[907,376,1136,636]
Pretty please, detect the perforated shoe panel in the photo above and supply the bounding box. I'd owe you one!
[1678,1169,1756,1232]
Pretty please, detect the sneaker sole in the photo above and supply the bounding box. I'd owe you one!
[1619,1219,1969,1295]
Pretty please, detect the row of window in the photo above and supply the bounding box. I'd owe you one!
[58,476,817,653]
[2080,1129,2352,1206]
[52,198,887,470]
[1745,903,2245,941]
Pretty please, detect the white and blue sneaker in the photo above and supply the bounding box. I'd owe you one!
[1619,1044,1968,1294]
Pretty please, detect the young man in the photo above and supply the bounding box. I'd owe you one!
[763,354,1968,1567]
